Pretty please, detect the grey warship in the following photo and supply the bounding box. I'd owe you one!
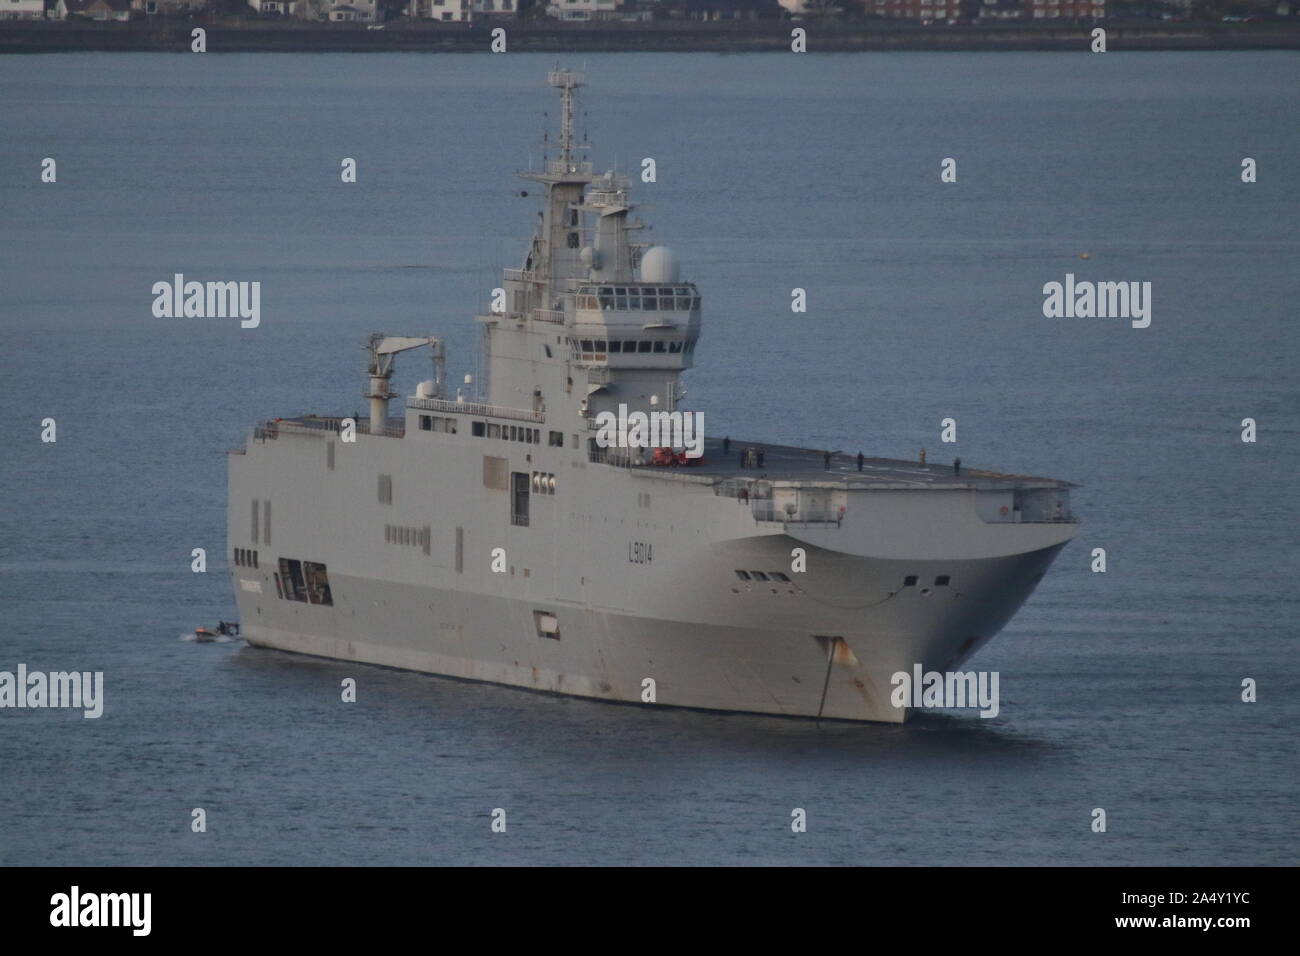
[227,70,1079,723]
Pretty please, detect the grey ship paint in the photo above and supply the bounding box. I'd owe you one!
[227,70,1079,723]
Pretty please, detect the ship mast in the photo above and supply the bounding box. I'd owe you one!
[550,69,582,168]
[516,69,594,293]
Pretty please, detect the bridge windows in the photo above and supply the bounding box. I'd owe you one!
[576,285,699,312]
[567,334,693,360]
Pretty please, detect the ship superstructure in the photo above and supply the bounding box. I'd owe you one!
[227,71,1078,723]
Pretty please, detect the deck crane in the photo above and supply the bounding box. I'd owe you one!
[363,334,444,428]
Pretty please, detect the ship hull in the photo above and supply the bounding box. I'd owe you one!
[234,541,1067,724]
[224,72,1082,725]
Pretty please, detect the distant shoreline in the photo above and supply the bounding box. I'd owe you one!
[3,20,1300,54]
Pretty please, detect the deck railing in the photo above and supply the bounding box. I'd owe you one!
[407,397,544,424]
[254,418,405,440]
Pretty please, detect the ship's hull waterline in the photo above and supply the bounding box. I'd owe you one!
[234,541,1067,724]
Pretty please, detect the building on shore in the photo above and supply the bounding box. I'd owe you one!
[545,0,620,19]
[406,0,517,20]
[53,0,133,19]
[46,0,210,15]
[141,0,211,14]
[859,0,1106,18]
[779,0,853,12]
[325,0,377,19]
[662,0,783,17]
[973,0,1022,17]
[473,0,518,16]
[1,0,46,19]
[1022,0,1104,18]
[248,0,304,15]
[861,0,969,20]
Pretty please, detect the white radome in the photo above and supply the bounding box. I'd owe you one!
[640,246,679,283]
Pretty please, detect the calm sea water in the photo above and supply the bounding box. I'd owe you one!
[1,52,1297,866]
